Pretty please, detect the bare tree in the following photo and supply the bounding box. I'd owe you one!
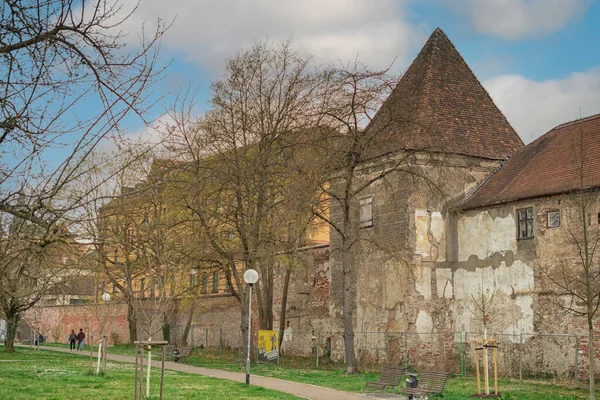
[161,41,326,355]
[307,61,435,373]
[538,127,600,399]
[0,208,78,351]
[0,0,166,349]
[85,153,194,344]
[0,0,166,223]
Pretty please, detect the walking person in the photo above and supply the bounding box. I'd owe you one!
[68,330,77,351]
[76,328,85,351]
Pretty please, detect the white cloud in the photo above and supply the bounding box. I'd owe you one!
[485,68,600,143]
[117,0,422,70]
[451,0,589,40]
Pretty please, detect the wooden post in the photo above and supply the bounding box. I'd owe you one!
[139,345,144,398]
[134,345,139,400]
[483,337,489,395]
[102,335,108,374]
[474,339,481,395]
[492,338,498,395]
[89,335,94,375]
[160,345,166,399]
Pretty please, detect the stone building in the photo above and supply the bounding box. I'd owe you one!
[24,28,600,377]
[312,28,600,375]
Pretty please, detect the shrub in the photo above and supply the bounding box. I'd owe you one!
[51,325,61,343]
[110,332,121,345]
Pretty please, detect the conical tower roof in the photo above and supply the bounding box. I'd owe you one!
[367,28,523,160]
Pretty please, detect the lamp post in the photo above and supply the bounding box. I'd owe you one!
[101,292,111,334]
[243,269,258,385]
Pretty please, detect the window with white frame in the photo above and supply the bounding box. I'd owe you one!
[359,196,373,228]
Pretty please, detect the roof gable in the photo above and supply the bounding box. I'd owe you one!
[366,28,523,160]
[462,113,600,209]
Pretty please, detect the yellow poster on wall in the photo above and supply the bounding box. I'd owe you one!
[257,330,279,363]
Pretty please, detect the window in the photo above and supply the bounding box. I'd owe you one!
[150,277,155,297]
[112,284,117,296]
[598,213,600,224]
[170,274,176,296]
[359,196,374,228]
[547,211,560,228]
[124,227,135,244]
[201,273,208,294]
[215,197,221,214]
[225,271,231,292]
[140,278,145,298]
[517,207,534,239]
[212,271,219,293]
[190,271,196,293]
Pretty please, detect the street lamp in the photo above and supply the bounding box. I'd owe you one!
[243,269,258,385]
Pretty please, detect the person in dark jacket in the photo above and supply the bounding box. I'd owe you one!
[69,330,77,351]
[76,329,85,351]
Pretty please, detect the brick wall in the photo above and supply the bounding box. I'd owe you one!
[24,303,129,345]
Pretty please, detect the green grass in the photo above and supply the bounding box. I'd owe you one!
[0,347,299,399]
[179,348,598,399]
[37,343,599,399]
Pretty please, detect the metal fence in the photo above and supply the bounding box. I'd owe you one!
[169,326,584,382]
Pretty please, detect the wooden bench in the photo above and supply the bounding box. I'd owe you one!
[401,370,450,398]
[365,366,405,391]
[173,346,192,363]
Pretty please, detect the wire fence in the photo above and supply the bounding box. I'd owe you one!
[169,325,584,383]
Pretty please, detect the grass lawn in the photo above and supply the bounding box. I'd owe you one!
[0,347,299,400]
[176,349,597,399]
[36,343,598,399]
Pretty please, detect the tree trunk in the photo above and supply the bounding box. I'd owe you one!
[162,312,170,343]
[342,233,356,373]
[590,318,596,400]
[267,267,274,330]
[5,311,20,353]
[278,268,291,350]
[181,299,195,347]
[127,301,137,344]
[255,281,269,329]
[240,292,250,361]
[255,265,275,330]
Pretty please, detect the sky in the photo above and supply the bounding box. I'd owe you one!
[116,0,600,145]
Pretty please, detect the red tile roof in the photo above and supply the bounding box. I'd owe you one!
[366,28,523,160]
[462,113,600,210]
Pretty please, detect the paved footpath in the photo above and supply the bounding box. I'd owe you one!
[32,345,385,400]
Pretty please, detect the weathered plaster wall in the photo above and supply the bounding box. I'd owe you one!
[326,152,503,367]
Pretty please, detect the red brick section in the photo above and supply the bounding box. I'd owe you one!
[25,304,130,345]
[366,28,523,161]
[462,113,600,210]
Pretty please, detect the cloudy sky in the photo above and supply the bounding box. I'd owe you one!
[120,0,600,144]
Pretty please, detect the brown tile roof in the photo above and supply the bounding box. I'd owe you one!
[461,113,600,210]
[366,28,523,160]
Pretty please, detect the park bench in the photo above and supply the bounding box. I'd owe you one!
[401,370,450,398]
[173,346,192,363]
[365,366,405,391]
